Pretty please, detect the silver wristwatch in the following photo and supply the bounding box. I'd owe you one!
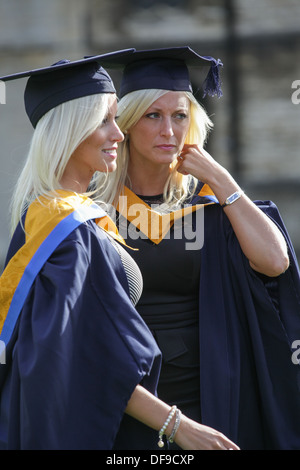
[221,191,243,208]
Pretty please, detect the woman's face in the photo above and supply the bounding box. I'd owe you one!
[127,91,190,168]
[64,94,123,189]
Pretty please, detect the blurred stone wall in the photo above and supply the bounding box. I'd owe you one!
[0,0,300,271]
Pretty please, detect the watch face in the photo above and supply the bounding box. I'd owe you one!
[223,191,241,207]
[221,191,242,207]
[228,194,237,204]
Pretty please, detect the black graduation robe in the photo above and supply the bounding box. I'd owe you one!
[194,187,300,449]
[0,193,161,450]
[116,183,300,449]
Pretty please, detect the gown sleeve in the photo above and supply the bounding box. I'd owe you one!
[199,200,300,449]
[0,221,161,449]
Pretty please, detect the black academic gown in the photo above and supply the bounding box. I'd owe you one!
[193,192,300,450]
[116,184,300,450]
[0,217,161,450]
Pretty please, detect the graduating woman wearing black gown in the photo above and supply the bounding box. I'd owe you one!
[97,46,300,449]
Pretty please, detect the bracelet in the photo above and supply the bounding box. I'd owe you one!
[167,408,182,443]
[157,405,177,448]
[221,190,243,208]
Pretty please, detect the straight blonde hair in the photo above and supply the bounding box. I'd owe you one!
[10,93,111,233]
[97,89,213,209]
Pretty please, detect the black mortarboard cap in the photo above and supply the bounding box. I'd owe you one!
[97,46,223,99]
[0,49,135,127]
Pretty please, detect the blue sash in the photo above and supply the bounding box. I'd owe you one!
[0,203,105,355]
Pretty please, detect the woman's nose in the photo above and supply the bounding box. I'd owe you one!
[160,117,174,137]
[112,121,124,142]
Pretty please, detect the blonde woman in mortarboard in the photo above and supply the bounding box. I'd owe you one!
[97,47,300,450]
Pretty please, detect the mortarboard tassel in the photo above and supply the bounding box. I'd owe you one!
[202,58,223,98]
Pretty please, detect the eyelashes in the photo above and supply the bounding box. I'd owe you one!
[144,112,189,120]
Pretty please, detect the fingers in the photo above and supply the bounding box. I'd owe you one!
[209,438,239,451]
[181,143,199,153]
[202,428,240,451]
[176,153,188,175]
[176,145,202,168]
[217,434,240,451]
[180,144,212,160]
[176,149,198,176]
[174,417,240,450]
[176,144,219,181]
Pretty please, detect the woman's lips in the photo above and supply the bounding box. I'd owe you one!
[102,147,118,159]
[156,144,177,151]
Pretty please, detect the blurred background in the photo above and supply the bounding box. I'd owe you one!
[0,0,300,270]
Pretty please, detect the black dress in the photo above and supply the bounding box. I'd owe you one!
[118,194,202,429]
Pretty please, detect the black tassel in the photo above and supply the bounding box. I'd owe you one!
[202,58,223,98]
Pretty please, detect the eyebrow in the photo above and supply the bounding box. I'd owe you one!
[147,105,190,113]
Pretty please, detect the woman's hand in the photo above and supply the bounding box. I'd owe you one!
[176,144,289,277]
[125,385,239,450]
[174,414,239,450]
[176,144,224,184]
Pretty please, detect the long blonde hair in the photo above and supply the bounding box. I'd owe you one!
[10,93,111,233]
[97,89,213,208]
